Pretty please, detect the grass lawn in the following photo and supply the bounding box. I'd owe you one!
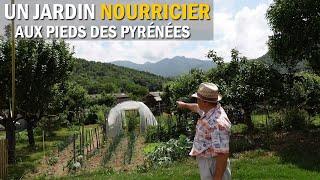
[55,150,320,180]
[8,127,75,179]
[0,131,5,139]
[5,114,320,179]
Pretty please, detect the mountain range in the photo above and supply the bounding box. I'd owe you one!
[111,56,216,77]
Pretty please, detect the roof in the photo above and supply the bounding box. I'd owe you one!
[148,92,164,97]
[114,93,129,98]
[154,96,162,102]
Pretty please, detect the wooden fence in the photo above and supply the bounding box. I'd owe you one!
[0,139,8,180]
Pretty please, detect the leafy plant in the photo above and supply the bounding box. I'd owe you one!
[283,108,310,131]
[145,135,192,167]
[102,133,123,166]
[124,131,136,164]
[47,156,59,166]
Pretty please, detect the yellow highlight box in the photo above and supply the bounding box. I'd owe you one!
[100,3,211,20]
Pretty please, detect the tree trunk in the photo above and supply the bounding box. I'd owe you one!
[27,120,35,147]
[243,110,254,132]
[5,118,16,164]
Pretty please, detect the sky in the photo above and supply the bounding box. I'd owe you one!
[68,0,273,64]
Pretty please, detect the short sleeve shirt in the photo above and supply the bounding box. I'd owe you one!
[189,103,231,157]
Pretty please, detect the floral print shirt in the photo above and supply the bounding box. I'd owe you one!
[189,103,231,157]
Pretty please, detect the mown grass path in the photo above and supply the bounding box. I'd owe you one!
[59,150,320,180]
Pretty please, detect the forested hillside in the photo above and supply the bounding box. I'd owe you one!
[70,58,167,96]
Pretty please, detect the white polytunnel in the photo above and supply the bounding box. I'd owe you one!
[107,101,158,137]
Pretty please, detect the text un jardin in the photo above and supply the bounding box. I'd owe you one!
[4,3,211,39]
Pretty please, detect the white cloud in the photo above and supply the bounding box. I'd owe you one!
[69,1,272,63]
[212,3,272,61]
[68,40,183,64]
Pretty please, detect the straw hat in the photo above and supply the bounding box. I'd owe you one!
[191,82,222,103]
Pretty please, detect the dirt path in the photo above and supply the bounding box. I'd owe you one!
[26,131,147,178]
[84,138,108,171]
[51,142,74,176]
[126,135,145,170]
[24,141,74,178]
[25,128,103,178]
[109,135,128,171]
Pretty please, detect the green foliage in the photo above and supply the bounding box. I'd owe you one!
[311,115,320,127]
[64,82,88,111]
[102,133,123,166]
[37,115,61,137]
[124,131,136,164]
[166,49,283,130]
[230,136,255,153]
[70,58,167,97]
[163,69,206,111]
[0,39,74,114]
[143,143,162,154]
[266,0,320,75]
[267,112,283,131]
[299,72,320,115]
[145,135,192,167]
[47,156,59,166]
[231,124,248,134]
[66,156,83,173]
[61,151,320,179]
[144,126,158,143]
[123,111,139,132]
[144,115,177,143]
[88,92,116,107]
[85,105,109,125]
[283,108,310,131]
[0,37,74,160]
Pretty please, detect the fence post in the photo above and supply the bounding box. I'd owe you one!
[42,130,45,163]
[95,128,98,149]
[73,134,76,162]
[85,130,88,155]
[82,125,85,155]
[79,133,81,155]
[91,129,94,149]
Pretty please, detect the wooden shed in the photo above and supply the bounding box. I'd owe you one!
[143,92,165,115]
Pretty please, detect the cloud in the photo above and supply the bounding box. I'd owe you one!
[69,1,272,63]
[212,3,272,61]
[68,40,183,64]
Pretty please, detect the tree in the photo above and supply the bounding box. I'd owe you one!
[267,0,320,75]
[63,82,88,124]
[207,49,282,130]
[163,69,207,112]
[0,37,74,163]
[17,39,74,147]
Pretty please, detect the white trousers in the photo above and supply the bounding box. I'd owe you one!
[196,156,232,180]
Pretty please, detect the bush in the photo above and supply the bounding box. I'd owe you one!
[84,113,98,125]
[84,105,109,125]
[231,124,248,134]
[268,112,283,131]
[145,126,158,143]
[37,115,61,136]
[283,109,309,130]
[144,114,181,143]
[145,135,192,167]
[125,111,139,132]
[230,135,255,153]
